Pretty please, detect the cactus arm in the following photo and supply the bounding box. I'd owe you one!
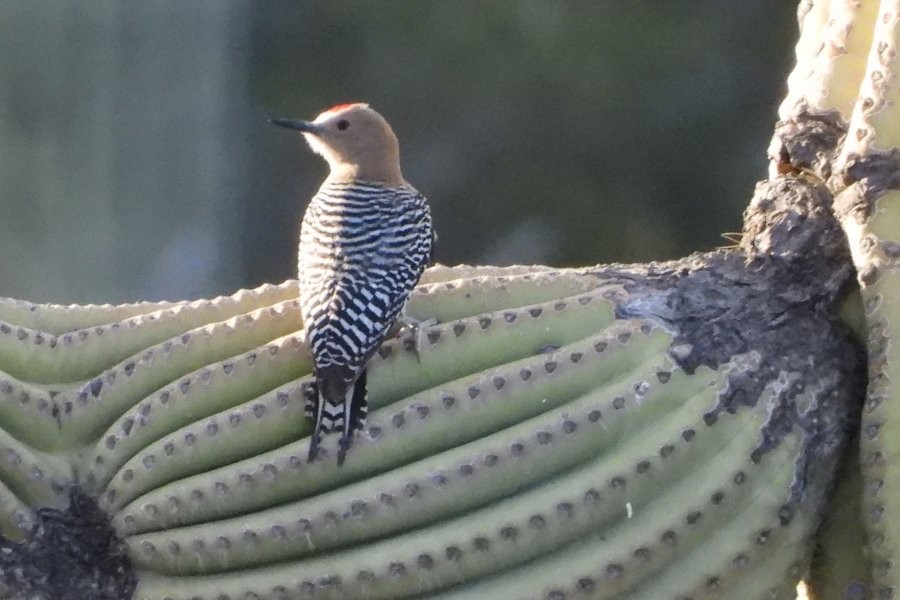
[0,174,864,600]
[0,234,863,600]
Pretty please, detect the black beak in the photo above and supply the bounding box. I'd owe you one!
[270,117,320,134]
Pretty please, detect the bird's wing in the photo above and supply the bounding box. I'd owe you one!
[302,189,432,375]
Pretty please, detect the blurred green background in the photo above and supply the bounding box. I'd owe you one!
[0,2,798,303]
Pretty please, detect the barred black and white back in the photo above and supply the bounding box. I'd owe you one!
[299,180,433,463]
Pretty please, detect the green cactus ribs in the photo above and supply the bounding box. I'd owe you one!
[0,177,866,600]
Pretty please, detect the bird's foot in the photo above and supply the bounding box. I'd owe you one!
[395,314,437,364]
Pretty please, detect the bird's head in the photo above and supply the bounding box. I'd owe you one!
[272,103,403,185]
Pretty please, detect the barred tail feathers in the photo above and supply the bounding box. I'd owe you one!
[306,366,368,463]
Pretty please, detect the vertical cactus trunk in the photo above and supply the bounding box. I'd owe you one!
[773,1,900,599]
[831,2,900,598]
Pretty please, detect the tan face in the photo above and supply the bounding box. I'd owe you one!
[274,103,404,185]
[307,103,397,164]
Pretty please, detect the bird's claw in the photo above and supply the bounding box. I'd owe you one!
[396,314,437,364]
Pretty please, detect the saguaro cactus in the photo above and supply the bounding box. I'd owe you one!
[0,249,864,600]
[0,1,897,599]
[772,1,900,599]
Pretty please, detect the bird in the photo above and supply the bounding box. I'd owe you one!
[272,103,434,465]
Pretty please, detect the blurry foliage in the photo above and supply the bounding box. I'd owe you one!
[252,2,797,276]
[0,2,797,302]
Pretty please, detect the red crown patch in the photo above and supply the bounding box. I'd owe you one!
[323,102,365,114]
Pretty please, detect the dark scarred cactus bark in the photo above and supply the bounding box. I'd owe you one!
[0,1,894,599]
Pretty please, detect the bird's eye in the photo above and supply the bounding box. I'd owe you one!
[336,119,350,131]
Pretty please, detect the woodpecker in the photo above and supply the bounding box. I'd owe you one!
[273,103,434,465]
